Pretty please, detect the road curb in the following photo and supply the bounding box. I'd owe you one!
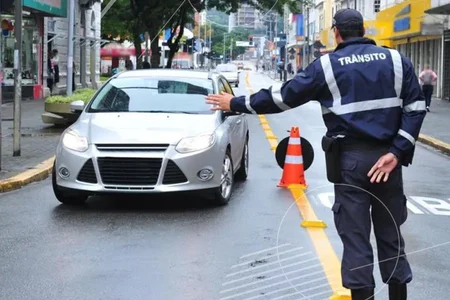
[418,134,450,155]
[0,156,55,193]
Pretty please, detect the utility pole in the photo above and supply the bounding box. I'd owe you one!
[66,0,75,96]
[13,0,23,156]
[0,0,2,168]
[306,7,310,66]
[302,3,306,69]
[230,38,233,60]
[145,32,149,63]
[223,34,226,63]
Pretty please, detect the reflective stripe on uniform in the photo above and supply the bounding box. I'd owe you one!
[289,137,301,145]
[270,82,292,111]
[285,155,303,164]
[320,54,342,107]
[388,49,403,98]
[398,129,415,145]
[245,95,257,114]
[321,97,402,115]
[403,100,426,112]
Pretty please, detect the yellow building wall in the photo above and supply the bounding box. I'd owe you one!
[376,0,432,39]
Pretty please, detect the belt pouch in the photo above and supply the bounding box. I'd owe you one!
[321,136,341,183]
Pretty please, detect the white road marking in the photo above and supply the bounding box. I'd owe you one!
[222,257,319,286]
[410,196,450,216]
[230,246,304,269]
[316,192,450,216]
[225,252,314,278]
[220,263,324,293]
[220,275,328,300]
[239,243,291,259]
[239,279,330,300]
[272,289,331,300]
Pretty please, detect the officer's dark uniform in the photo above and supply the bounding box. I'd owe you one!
[227,9,426,300]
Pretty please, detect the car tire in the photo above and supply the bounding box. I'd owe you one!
[212,149,234,206]
[235,82,239,87]
[52,163,88,205]
[235,134,249,181]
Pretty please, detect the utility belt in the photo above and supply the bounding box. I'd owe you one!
[321,135,391,183]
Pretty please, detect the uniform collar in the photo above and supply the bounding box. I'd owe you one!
[334,37,377,51]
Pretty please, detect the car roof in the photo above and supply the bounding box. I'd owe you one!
[115,69,217,80]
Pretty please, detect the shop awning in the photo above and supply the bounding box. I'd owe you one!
[101,43,148,57]
[23,0,67,17]
[425,3,450,14]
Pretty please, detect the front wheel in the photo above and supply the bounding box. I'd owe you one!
[211,150,234,205]
[235,136,249,181]
[235,82,239,87]
[52,163,88,205]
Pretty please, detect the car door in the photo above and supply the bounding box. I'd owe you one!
[220,77,243,168]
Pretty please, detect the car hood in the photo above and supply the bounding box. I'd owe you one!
[78,113,219,145]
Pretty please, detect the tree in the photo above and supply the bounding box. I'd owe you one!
[101,0,134,43]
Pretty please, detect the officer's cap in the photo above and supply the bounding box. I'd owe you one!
[331,8,364,30]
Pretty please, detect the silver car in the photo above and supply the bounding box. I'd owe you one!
[216,64,240,87]
[52,69,249,206]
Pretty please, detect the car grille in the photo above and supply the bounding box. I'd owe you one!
[77,159,98,183]
[96,144,169,152]
[163,160,188,184]
[97,157,162,186]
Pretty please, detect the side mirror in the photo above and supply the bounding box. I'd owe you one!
[223,111,239,118]
[70,100,85,113]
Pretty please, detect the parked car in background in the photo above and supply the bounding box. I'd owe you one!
[52,69,249,206]
[215,63,240,87]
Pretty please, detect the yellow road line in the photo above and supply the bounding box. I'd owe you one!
[244,72,350,300]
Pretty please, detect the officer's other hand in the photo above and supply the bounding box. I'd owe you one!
[367,153,399,183]
[205,92,233,111]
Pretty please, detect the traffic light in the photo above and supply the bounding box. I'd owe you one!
[249,36,253,46]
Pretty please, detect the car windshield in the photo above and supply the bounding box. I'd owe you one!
[216,64,237,72]
[87,76,215,114]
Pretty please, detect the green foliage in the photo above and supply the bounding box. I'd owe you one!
[45,89,96,104]
[101,0,135,41]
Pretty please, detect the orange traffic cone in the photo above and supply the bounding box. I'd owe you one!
[277,127,307,188]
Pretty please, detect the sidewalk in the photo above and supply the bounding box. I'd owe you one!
[0,99,64,182]
[419,98,450,143]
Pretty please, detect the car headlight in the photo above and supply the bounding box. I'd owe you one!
[175,134,215,153]
[62,129,89,152]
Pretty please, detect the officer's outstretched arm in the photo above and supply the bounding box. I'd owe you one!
[230,63,323,114]
[389,56,427,165]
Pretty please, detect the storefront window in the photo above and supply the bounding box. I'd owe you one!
[1,15,38,86]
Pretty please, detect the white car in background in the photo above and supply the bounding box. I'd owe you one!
[215,64,240,87]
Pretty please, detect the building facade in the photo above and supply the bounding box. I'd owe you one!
[310,0,448,98]
[228,4,264,31]
[44,0,102,97]
[1,0,66,102]
[0,0,101,102]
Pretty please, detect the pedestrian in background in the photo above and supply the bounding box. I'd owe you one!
[419,66,437,112]
[205,8,426,300]
[51,49,60,86]
[142,61,151,69]
[46,52,54,95]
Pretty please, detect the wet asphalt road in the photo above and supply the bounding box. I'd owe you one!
[1,72,450,300]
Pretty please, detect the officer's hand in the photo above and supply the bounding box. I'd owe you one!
[367,153,399,183]
[205,92,233,111]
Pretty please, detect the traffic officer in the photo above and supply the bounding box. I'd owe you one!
[205,8,426,300]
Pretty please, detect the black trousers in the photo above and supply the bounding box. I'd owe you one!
[332,146,412,289]
[422,84,433,107]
